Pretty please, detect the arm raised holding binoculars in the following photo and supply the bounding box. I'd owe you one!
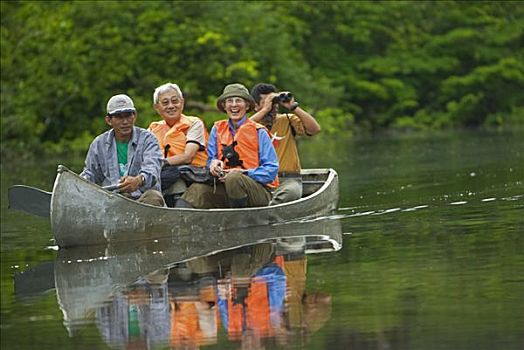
[250,92,280,123]
[250,91,320,136]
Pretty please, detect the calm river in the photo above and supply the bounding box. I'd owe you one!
[1,128,523,349]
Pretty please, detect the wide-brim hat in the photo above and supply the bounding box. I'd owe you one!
[107,94,136,115]
[216,83,255,113]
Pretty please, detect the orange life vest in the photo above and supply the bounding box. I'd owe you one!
[170,286,219,347]
[149,115,208,167]
[214,119,279,189]
[226,278,281,340]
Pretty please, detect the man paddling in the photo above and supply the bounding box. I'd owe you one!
[80,94,165,206]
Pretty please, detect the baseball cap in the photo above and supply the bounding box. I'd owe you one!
[106,94,136,115]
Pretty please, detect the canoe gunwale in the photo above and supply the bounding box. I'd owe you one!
[54,165,337,212]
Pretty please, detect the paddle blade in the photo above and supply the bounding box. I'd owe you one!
[8,185,51,218]
[14,261,55,299]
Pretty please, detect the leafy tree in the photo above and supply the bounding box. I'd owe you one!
[1,1,523,154]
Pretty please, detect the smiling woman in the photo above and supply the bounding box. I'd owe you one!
[224,97,249,124]
[180,83,279,209]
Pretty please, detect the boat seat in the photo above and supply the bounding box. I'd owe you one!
[302,180,325,197]
[302,180,325,185]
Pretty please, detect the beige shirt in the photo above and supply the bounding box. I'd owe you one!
[186,118,207,148]
[270,113,306,173]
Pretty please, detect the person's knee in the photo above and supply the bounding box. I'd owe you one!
[138,190,165,207]
[269,183,302,205]
[182,184,200,201]
[224,172,244,186]
[182,183,213,208]
[290,182,303,198]
[224,172,251,201]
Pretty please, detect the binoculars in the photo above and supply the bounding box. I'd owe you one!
[272,92,293,104]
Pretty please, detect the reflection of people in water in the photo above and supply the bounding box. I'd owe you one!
[275,237,332,346]
[94,239,332,349]
[211,238,332,348]
[169,271,218,349]
[216,260,287,341]
[96,268,170,349]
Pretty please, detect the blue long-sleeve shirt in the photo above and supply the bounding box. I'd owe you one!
[207,116,278,185]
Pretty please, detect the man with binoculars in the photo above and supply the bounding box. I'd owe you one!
[250,83,321,204]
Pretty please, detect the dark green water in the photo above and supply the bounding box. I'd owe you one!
[1,128,523,349]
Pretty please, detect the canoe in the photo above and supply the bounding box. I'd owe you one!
[15,218,342,334]
[51,165,339,247]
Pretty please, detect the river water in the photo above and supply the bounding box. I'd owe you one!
[1,128,522,349]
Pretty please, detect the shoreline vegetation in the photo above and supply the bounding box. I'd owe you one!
[2,2,523,155]
[1,126,521,165]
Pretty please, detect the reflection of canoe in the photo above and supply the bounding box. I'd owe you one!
[51,165,339,247]
[52,218,342,334]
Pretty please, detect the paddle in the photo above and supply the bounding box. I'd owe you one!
[14,261,55,299]
[8,185,52,218]
[8,183,121,219]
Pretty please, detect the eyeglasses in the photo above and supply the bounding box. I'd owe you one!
[160,97,182,107]
[225,97,247,105]
[108,112,134,120]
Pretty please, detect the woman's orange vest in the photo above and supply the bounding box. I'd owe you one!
[149,115,208,167]
[214,119,279,189]
[227,281,273,340]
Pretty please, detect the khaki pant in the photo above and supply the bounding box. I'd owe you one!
[137,189,166,207]
[181,172,271,208]
[270,177,303,205]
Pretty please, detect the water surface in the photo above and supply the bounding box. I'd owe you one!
[1,128,523,349]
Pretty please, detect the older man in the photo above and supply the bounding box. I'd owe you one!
[80,94,165,206]
[148,83,208,206]
[180,83,279,208]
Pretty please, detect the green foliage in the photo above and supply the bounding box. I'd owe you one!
[1,1,523,153]
[315,108,354,135]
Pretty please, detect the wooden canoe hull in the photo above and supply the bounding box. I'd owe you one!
[51,165,339,247]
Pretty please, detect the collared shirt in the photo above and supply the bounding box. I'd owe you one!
[207,115,279,185]
[80,126,163,198]
[270,113,307,173]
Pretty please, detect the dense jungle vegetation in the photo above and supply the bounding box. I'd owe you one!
[1,1,523,154]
